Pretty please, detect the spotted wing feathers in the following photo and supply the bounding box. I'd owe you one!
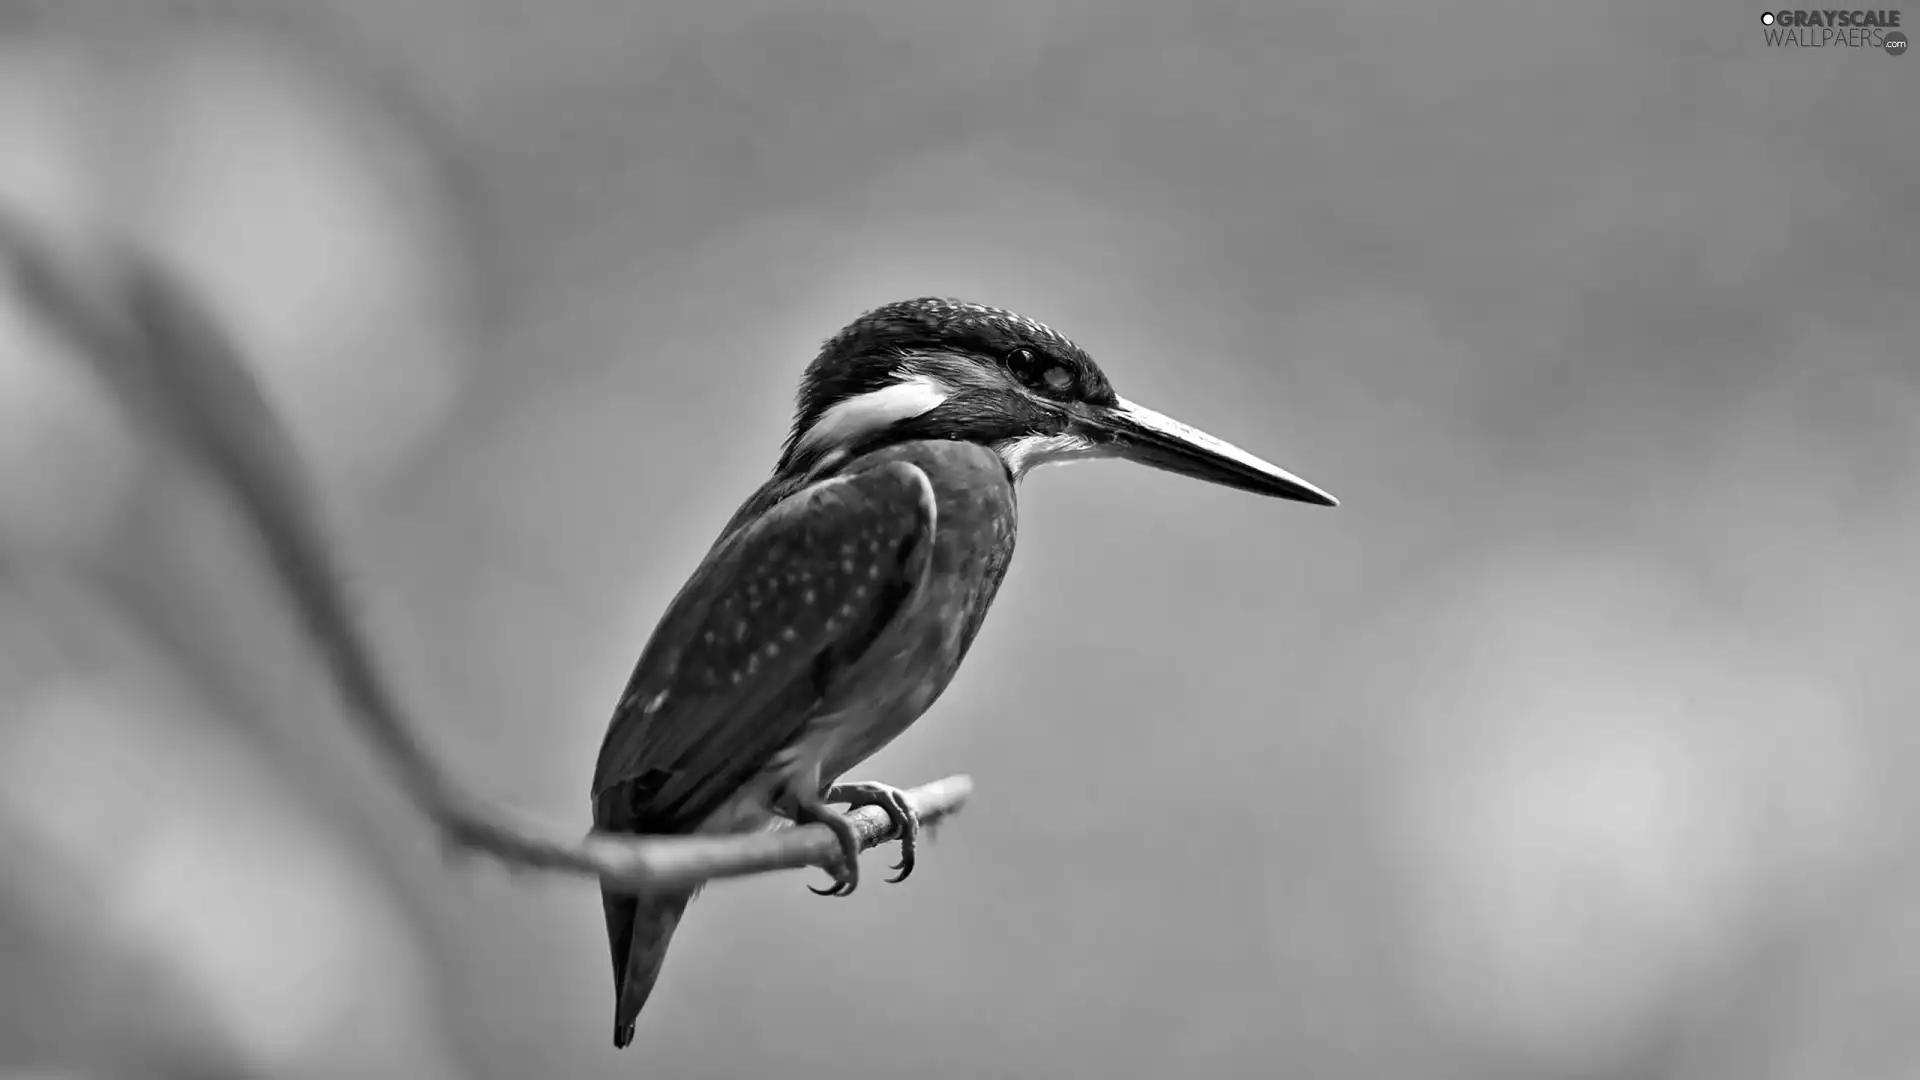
[591,460,937,833]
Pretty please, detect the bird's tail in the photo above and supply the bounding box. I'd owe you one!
[604,886,694,1049]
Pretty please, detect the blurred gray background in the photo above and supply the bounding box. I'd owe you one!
[1,1,1916,1078]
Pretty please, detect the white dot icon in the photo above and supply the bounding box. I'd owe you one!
[1761,11,1775,23]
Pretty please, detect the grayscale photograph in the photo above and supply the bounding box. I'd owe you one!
[0,2,1912,1079]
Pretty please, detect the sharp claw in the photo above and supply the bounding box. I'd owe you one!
[885,799,918,883]
[793,792,862,899]
[826,781,921,885]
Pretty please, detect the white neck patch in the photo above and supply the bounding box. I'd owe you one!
[796,372,950,455]
[995,432,1105,478]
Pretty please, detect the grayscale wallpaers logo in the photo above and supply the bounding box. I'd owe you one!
[1762,9,1908,52]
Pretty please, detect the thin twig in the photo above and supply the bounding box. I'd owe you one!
[445,775,972,892]
[0,216,973,898]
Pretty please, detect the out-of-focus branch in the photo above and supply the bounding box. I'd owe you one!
[0,216,972,895]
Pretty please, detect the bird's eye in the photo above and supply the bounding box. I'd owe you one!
[1008,347,1074,396]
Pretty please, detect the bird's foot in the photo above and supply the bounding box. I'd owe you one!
[790,793,863,898]
[827,781,921,884]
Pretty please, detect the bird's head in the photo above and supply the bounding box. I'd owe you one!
[777,297,1336,506]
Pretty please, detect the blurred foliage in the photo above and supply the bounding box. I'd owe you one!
[0,2,1916,1078]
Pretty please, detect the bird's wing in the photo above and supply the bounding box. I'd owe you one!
[590,459,937,833]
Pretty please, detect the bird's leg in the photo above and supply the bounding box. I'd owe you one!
[786,788,863,898]
[826,781,921,884]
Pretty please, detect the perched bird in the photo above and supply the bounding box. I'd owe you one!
[591,297,1335,1046]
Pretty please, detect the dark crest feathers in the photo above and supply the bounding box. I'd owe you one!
[782,297,1112,461]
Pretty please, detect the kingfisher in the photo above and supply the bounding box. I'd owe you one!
[591,297,1335,1047]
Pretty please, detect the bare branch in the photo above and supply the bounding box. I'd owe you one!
[0,216,974,900]
[443,775,973,893]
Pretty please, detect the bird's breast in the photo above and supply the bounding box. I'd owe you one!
[811,440,1018,779]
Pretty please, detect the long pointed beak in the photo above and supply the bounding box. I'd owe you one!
[1081,398,1338,506]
